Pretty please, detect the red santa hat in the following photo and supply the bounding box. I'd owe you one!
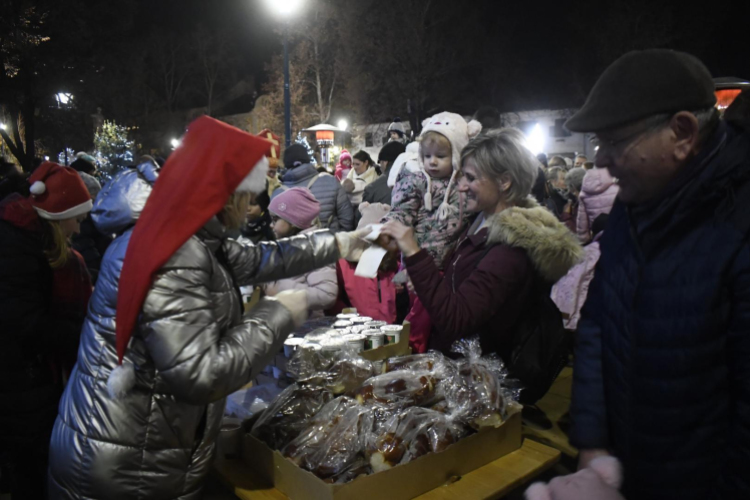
[28,162,93,220]
[258,128,281,169]
[109,116,272,397]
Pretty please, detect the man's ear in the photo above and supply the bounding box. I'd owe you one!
[669,111,700,162]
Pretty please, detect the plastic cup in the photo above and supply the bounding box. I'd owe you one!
[364,330,385,350]
[283,337,306,357]
[380,325,403,345]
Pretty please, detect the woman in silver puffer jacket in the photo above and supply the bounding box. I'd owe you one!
[48,120,364,500]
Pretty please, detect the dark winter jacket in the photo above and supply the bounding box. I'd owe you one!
[362,171,393,206]
[405,197,581,359]
[0,195,85,458]
[273,163,354,232]
[570,121,750,500]
[71,215,113,284]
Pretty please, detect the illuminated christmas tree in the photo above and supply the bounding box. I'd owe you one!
[94,120,134,183]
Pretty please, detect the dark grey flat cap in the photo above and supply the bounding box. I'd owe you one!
[565,49,716,133]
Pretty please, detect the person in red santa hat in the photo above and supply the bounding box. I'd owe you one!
[47,116,370,500]
[0,161,93,500]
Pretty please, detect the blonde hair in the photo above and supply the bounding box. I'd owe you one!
[419,131,451,159]
[43,220,70,270]
[219,192,252,231]
[460,128,539,206]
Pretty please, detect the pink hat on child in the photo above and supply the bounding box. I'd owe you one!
[269,187,320,229]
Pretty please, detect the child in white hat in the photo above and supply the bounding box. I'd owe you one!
[381,111,481,268]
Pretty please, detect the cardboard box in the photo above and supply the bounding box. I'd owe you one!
[241,411,521,500]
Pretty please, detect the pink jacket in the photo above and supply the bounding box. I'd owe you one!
[551,235,601,331]
[263,228,338,318]
[336,259,397,323]
[334,150,352,181]
[576,168,618,243]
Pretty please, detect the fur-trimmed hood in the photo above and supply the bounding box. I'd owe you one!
[485,197,584,282]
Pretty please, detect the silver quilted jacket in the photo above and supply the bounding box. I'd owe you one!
[48,162,339,500]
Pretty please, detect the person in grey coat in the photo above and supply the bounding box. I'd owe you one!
[48,118,369,500]
[273,143,354,232]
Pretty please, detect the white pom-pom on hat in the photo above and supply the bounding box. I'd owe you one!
[30,181,46,196]
[235,156,269,194]
[467,119,483,139]
[107,362,136,398]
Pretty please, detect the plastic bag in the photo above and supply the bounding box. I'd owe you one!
[284,398,371,480]
[286,344,332,381]
[225,384,284,421]
[368,407,469,472]
[351,370,439,408]
[443,338,519,430]
[382,351,452,375]
[288,345,376,395]
[250,383,334,449]
[282,396,360,470]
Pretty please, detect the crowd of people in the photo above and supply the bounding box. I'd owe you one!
[0,48,749,500]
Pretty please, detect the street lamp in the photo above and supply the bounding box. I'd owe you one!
[337,120,348,148]
[263,0,304,148]
[170,138,181,149]
[525,123,546,156]
[0,123,5,157]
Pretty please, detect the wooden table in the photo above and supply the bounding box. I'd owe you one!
[522,367,578,458]
[213,439,560,500]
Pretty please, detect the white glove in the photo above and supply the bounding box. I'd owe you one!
[274,290,308,329]
[335,226,373,262]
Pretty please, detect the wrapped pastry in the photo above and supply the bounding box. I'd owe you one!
[444,338,515,430]
[283,397,360,470]
[369,407,468,472]
[352,370,439,408]
[286,345,332,382]
[284,401,371,480]
[287,345,375,395]
[382,352,452,376]
[250,384,333,449]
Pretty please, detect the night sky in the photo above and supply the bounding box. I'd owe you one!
[132,0,748,113]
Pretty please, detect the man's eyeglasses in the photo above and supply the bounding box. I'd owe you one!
[590,116,671,153]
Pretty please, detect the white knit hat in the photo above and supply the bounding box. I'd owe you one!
[419,112,482,220]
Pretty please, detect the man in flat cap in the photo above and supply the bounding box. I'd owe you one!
[568,49,750,499]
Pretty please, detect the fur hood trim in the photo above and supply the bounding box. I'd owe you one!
[486,197,584,282]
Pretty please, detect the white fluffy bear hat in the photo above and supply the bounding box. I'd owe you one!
[419,112,482,220]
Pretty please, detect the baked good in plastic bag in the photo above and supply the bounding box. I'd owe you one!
[352,370,439,408]
[284,398,372,480]
[250,383,334,449]
[368,407,469,472]
[282,396,360,470]
[287,346,376,395]
[382,351,453,375]
[443,338,519,430]
[286,344,333,382]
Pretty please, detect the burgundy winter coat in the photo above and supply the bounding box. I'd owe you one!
[576,168,618,243]
[405,197,582,358]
